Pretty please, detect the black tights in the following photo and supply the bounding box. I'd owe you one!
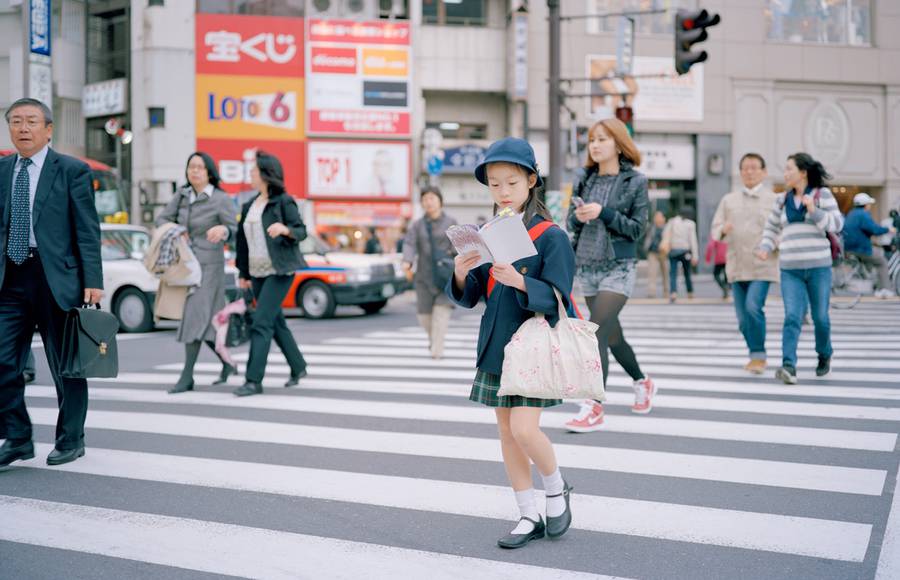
[586,292,645,394]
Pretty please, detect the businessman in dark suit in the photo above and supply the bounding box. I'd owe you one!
[0,98,103,467]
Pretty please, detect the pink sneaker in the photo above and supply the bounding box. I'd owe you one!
[565,400,605,433]
[631,377,657,414]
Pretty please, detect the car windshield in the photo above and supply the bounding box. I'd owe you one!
[102,229,150,261]
[299,235,333,255]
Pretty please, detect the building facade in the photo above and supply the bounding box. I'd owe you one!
[2,0,898,255]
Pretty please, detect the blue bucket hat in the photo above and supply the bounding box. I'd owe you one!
[474,137,543,187]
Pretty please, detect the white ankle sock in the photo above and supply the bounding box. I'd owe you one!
[512,489,539,534]
[542,469,566,518]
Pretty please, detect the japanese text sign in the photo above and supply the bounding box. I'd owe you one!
[196,14,303,78]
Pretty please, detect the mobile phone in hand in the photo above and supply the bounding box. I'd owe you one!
[572,196,585,208]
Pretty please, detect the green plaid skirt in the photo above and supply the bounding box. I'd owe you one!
[469,369,562,408]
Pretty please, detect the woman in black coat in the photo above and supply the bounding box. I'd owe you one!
[233,151,308,397]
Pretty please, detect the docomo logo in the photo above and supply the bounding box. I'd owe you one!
[311,47,357,74]
[205,30,298,65]
[207,91,297,129]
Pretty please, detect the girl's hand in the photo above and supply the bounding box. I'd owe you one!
[755,249,769,261]
[453,251,481,289]
[206,225,228,243]
[267,222,290,238]
[491,263,526,291]
[803,195,817,213]
[238,278,252,289]
[575,202,602,223]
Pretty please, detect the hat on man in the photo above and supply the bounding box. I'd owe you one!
[853,192,876,206]
[474,137,543,187]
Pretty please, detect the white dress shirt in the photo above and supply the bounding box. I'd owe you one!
[11,144,50,248]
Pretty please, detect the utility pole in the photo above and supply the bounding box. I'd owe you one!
[547,0,561,193]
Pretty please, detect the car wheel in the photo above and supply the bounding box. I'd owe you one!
[114,287,154,333]
[297,280,337,319]
[360,300,388,315]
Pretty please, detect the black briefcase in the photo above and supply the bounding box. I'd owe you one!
[59,305,120,379]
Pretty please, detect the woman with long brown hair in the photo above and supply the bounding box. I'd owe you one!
[565,118,655,432]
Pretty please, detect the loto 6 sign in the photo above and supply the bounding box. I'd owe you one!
[196,75,305,141]
[196,14,304,77]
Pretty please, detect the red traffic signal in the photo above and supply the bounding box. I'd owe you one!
[675,9,720,75]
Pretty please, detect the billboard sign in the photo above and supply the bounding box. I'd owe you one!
[306,19,411,137]
[307,140,410,200]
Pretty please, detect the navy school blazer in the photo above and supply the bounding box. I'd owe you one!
[445,216,577,375]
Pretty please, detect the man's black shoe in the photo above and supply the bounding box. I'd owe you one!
[816,357,831,377]
[46,446,85,466]
[285,368,308,387]
[233,381,263,397]
[0,439,35,467]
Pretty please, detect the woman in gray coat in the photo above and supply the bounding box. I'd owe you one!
[157,152,238,394]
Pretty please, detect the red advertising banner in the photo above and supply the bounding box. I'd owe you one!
[196,14,304,78]
[309,110,410,137]
[308,19,411,45]
[197,139,307,198]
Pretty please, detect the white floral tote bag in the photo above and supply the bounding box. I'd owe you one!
[499,288,606,400]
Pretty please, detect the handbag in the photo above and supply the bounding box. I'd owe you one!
[425,218,454,288]
[498,288,606,400]
[812,188,843,261]
[59,305,120,379]
[225,290,254,347]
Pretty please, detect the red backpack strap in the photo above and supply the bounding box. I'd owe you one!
[486,221,557,297]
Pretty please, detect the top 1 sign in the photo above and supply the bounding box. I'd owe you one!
[196,14,304,77]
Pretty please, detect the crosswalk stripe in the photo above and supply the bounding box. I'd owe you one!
[351,331,899,349]
[11,446,874,562]
[228,350,900,371]
[22,407,888,495]
[263,342,898,362]
[158,359,900,387]
[91,368,900,405]
[26,385,899,452]
[0,494,615,580]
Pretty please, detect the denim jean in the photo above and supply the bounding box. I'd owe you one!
[732,281,770,360]
[780,267,833,368]
[668,253,693,294]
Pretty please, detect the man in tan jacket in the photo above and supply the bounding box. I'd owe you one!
[711,153,779,374]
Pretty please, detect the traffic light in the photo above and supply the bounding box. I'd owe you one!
[615,106,634,136]
[674,9,721,75]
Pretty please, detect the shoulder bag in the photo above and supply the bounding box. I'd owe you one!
[498,288,605,400]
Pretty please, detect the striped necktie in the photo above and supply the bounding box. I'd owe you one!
[7,157,33,265]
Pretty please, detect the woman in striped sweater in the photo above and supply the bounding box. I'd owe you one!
[755,153,844,384]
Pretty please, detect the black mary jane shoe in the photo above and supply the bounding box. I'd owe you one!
[167,380,194,394]
[497,516,545,549]
[233,381,263,397]
[46,445,85,466]
[213,363,239,385]
[284,368,308,387]
[545,481,574,539]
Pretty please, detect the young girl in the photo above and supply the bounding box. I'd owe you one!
[448,137,575,549]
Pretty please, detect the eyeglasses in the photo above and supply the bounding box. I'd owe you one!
[9,119,45,129]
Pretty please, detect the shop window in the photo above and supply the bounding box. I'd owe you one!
[197,0,305,16]
[426,121,487,140]
[585,0,697,35]
[148,0,165,6]
[765,0,872,46]
[423,0,487,27]
[148,107,165,128]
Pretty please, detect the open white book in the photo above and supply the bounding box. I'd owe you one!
[445,209,538,267]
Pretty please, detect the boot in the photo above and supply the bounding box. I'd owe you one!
[429,305,452,359]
